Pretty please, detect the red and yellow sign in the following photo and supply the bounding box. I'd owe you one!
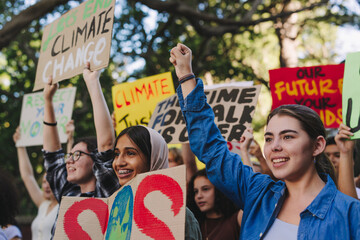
[269,64,344,128]
[112,72,175,134]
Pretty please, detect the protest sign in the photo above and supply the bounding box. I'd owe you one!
[148,84,261,144]
[33,0,115,91]
[342,52,360,139]
[53,165,186,240]
[16,87,76,147]
[269,64,344,128]
[112,72,175,134]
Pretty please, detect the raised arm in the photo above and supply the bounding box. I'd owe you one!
[169,43,196,98]
[239,128,254,169]
[13,127,44,207]
[335,123,358,199]
[65,120,75,153]
[181,143,198,184]
[43,78,79,202]
[83,62,115,152]
[170,44,270,208]
[43,77,61,151]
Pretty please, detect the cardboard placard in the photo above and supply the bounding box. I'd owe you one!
[269,64,344,128]
[112,72,175,134]
[342,52,360,139]
[16,87,76,147]
[33,0,115,91]
[54,166,186,240]
[148,84,261,144]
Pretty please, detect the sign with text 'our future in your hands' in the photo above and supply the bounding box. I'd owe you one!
[269,64,344,129]
[16,87,76,147]
[33,0,115,91]
[342,52,360,139]
[53,165,186,240]
[112,72,175,134]
[148,83,261,144]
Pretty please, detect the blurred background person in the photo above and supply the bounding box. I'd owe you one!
[0,168,22,240]
[187,169,242,240]
[13,127,58,240]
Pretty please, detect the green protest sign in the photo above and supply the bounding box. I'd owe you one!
[16,87,76,147]
[342,52,360,139]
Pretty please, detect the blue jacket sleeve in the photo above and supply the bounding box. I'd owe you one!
[177,79,270,209]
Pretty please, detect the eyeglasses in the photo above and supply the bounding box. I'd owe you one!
[64,150,93,163]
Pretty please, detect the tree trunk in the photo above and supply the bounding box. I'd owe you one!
[275,0,300,68]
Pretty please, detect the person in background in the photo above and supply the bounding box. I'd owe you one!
[187,169,242,240]
[13,127,58,240]
[169,143,198,184]
[0,169,21,240]
[170,43,360,239]
[168,147,184,167]
[334,123,359,199]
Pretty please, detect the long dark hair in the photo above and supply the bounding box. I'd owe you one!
[267,104,336,183]
[115,126,151,170]
[187,169,239,223]
[0,169,19,227]
[73,136,98,160]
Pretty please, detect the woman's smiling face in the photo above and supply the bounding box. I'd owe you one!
[112,134,149,186]
[263,115,317,182]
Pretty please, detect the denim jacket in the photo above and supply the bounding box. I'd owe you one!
[177,78,360,240]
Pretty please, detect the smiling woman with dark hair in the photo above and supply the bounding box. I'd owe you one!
[79,64,202,239]
[170,43,360,240]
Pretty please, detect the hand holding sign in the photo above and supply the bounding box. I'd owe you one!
[83,62,101,87]
[13,126,21,144]
[44,76,59,102]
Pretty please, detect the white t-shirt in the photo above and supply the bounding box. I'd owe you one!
[263,218,298,240]
[0,228,8,240]
[3,225,21,239]
[356,187,360,199]
[31,200,59,240]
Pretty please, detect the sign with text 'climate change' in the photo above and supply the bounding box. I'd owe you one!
[269,64,344,128]
[34,0,115,91]
[16,87,76,147]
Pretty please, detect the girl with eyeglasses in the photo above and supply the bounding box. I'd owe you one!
[42,62,119,201]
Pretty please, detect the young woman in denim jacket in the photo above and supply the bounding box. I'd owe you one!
[170,43,360,240]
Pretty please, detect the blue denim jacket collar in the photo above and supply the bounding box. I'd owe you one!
[303,175,337,219]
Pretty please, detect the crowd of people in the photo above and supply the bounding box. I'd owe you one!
[3,43,360,240]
